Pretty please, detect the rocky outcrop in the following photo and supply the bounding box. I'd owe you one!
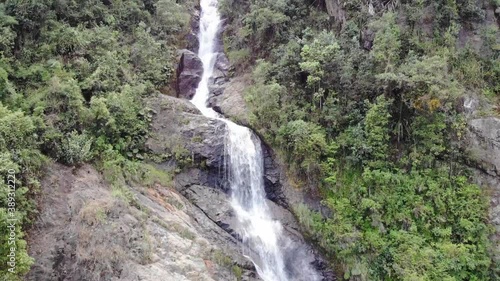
[146,94,229,191]
[324,0,346,24]
[186,9,200,52]
[209,75,251,126]
[176,49,203,100]
[457,2,499,55]
[26,163,258,281]
[467,118,500,176]
[465,117,500,267]
[207,52,230,104]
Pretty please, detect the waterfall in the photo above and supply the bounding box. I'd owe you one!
[190,0,220,119]
[190,1,321,280]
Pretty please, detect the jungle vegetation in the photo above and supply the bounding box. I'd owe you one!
[0,0,195,279]
[220,0,499,280]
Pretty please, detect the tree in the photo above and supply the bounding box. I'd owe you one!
[364,95,392,168]
[277,120,327,177]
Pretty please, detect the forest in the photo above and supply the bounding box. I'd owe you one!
[0,0,498,280]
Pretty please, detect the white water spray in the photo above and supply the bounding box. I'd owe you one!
[190,0,220,119]
[190,1,322,280]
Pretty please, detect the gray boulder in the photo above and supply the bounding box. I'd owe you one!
[176,49,203,100]
[146,94,229,191]
[209,75,251,126]
[467,117,500,177]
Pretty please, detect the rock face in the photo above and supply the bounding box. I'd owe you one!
[176,49,203,100]
[146,94,229,191]
[186,9,200,52]
[26,163,258,281]
[207,52,231,105]
[465,117,500,267]
[468,118,500,177]
[209,75,251,126]
[324,0,346,24]
[361,29,375,50]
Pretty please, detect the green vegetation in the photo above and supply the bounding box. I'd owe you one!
[221,0,498,280]
[0,0,193,279]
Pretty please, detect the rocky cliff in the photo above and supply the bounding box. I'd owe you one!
[26,163,258,281]
[465,116,500,268]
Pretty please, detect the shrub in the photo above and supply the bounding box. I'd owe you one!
[58,131,93,166]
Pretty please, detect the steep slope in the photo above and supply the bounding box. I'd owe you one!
[26,162,258,281]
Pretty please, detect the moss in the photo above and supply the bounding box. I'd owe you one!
[232,265,243,281]
[213,250,233,267]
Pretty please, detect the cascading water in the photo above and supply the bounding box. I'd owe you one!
[191,1,322,280]
[190,0,220,119]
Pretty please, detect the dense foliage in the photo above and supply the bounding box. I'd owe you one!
[0,0,193,279]
[221,0,499,280]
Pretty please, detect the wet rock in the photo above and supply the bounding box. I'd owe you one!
[208,52,231,101]
[146,94,229,191]
[312,258,337,281]
[262,143,288,208]
[214,52,231,74]
[176,49,203,100]
[180,116,227,168]
[186,9,201,52]
[180,184,240,237]
[213,105,223,114]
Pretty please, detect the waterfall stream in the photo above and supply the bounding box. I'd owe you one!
[190,1,321,280]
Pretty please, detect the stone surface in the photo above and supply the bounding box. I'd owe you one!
[465,117,500,271]
[208,52,231,102]
[324,0,346,24]
[262,143,288,207]
[467,117,500,177]
[146,94,229,191]
[26,163,259,281]
[212,75,251,126]
[176,49,203,100]
[361,29,375,50]
[186,9,200,52]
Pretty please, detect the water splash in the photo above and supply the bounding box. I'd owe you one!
[190,1,321,280]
